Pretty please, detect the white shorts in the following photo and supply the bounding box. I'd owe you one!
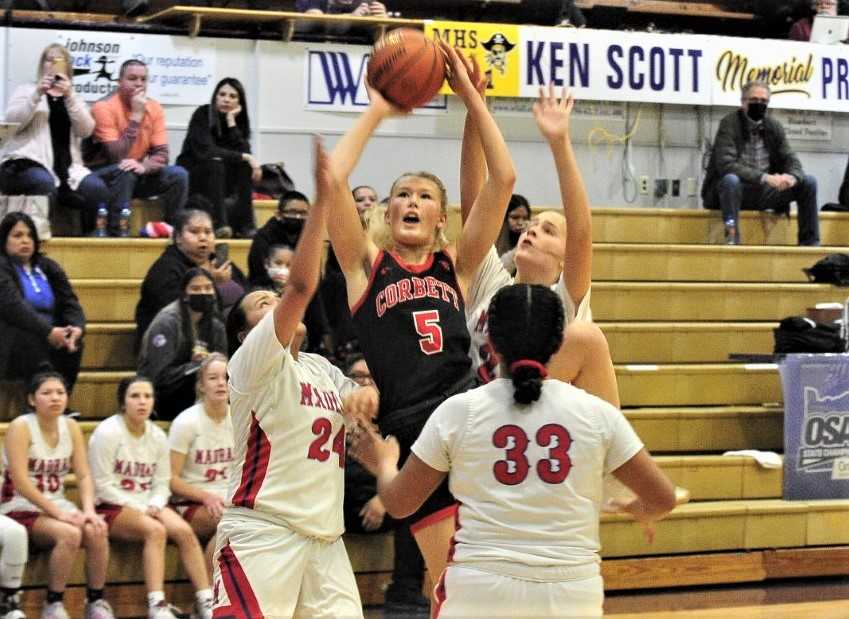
[434,565,603,618]
[212,515,363,619]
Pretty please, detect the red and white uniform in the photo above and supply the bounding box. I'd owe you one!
[88,415,171,511]
[169,403,235,502]
[412,378,643,618]
[467,248,592,383]
[1,414,77,515]
[212,310,363,619]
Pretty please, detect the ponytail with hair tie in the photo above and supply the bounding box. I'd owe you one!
[509,360,548,379]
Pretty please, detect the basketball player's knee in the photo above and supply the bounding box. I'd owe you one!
[170,520,198,547]
[145,520,167,545]
[56,523,82,550]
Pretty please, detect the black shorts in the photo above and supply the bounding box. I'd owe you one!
[378,372,478,525]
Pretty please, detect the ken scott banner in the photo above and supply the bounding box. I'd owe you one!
[425,21,849,112]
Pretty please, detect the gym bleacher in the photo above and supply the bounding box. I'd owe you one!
[3,0,849,616]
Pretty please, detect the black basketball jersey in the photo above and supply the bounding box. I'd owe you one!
[351,249,472,416]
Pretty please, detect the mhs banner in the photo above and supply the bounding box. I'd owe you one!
[305,44,447,113]
[424,21,849,112]
[781,354,849,500]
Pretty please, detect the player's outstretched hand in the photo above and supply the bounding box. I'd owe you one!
[343,385,379,424]
[439,41,478,104]
[605,496,657,544]
[532,84,575,144]
[348,421,400,477]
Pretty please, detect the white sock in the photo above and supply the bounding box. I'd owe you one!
[196,588,213,603]
[147,591,165,607]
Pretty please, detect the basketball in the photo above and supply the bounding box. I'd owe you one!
[367,28,446,111]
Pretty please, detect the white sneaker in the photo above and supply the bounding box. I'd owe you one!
[40,603,69,619]
[1,593,25,619]
[2,610,25,619]
[147,602,179,619]
[83,599,115,619]
[191,596,213,619]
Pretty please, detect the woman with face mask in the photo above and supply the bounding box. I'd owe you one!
[138,268,227,421]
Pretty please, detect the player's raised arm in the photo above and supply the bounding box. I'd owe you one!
[459,59,489,224]
[443,43,516,290]
[327,88,400,294]
[271,136,334,347]
[534,85,592,307]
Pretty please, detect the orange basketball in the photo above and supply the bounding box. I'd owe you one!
[367,28,446,111]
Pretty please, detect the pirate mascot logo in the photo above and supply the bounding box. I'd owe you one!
[481,32,516,89]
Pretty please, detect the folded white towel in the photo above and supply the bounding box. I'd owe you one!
[722,450,783,469]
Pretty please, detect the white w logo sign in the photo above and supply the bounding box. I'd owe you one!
[307,50,370,109]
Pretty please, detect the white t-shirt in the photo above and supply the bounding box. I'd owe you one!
[88,415,171,511]
[1,414,74,513]
[226,310,358,541]
[169,403,235,501]
[467,248,592,383]
[412,379,642,573]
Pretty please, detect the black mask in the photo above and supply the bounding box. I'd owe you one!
[746,102,767,122]
[281,217,305,240]
[186,293,216,314]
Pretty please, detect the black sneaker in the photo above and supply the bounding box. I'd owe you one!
[383,587,429,617]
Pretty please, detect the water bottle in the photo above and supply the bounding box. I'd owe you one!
[118,205,132,238]
[94,207,108,238]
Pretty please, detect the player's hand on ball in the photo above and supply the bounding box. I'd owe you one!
[533,83,575,143]
[439,41,477,103]
[365,81,406,117]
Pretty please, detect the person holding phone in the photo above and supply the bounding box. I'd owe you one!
[138,267,227,421]
[177,78,260,239]
[135,208,248,347]
[0,43,112,234]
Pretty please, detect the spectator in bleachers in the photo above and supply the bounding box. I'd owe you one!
[0,213,85,399]
[85,59,188,234]
[341,356,429,615]
[558,0,587,27]
[0,510,27,619]
[352,184,379,221]
[168,353,233,579]
[839,155,849,207]
[701,79,819,245]
[790,0,838,40]
[260,244,293,292]
[321,186,378,363]
[135,209,246,345]
[297,0,387,17]
[176,78,261,240]
[248,192,329,353]
[0,43,112,235]
[88,376,213,619]
[138,268,227,421]
[495,194,531,276]
[1,372,114,619]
